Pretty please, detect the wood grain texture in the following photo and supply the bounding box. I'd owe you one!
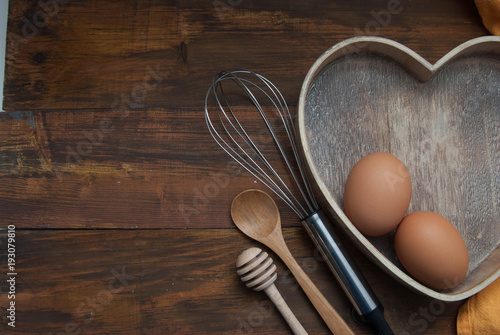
[3,0,487,111]
[1,0,494,333]
[0,228,462,334]
[0,108,300,229]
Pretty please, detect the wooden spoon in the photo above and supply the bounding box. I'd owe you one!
[231,189,355,335]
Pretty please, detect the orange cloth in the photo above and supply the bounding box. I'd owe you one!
[457,277,500,335]
[475,0,500,35]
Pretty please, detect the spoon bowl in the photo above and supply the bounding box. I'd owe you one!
[231,189,281,241]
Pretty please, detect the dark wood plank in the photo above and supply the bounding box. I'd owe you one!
[3,0,487,111]
[1,1,488,334]
[0,228,462,334]
[0,108,302,229]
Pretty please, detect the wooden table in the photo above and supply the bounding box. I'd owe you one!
[0,1,490,334]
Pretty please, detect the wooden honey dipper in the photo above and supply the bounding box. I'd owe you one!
[236,247,308,335]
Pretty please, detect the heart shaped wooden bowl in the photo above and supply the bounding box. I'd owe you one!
[297,36,500,301]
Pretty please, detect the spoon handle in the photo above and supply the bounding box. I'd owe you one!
[272,242,355,335]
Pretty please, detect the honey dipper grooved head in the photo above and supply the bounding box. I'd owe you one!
[236,247,277,291]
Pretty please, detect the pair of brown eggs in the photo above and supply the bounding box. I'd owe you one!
[343,152,469,289]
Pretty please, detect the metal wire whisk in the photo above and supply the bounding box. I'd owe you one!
[204,68,318,219]
[204,69,393,335]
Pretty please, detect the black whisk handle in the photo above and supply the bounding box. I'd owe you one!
[301,210,394,335]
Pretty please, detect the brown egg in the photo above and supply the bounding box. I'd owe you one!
[395,211,469,289]
[343,152,412,236]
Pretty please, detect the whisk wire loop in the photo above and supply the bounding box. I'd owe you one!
[208,81,301,214]
[213,76,295,209]
[204,69,319,218]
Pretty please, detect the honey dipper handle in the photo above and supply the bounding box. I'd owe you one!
[265,284,308,335]
[273,241,355,335]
